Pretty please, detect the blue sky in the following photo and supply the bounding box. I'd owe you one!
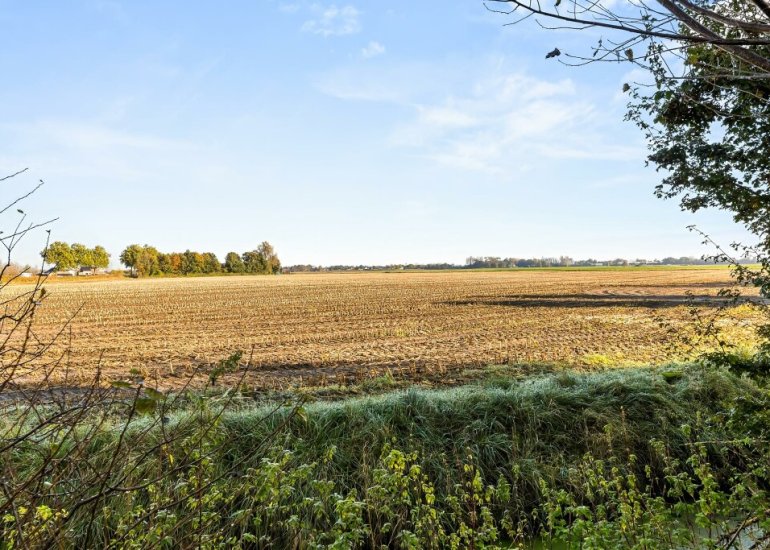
[0,1,752,266]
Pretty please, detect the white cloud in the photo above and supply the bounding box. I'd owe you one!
[361,40,385,59]
[315,61,455,103]
[316,66,409,102]
[384,74,595,172]
[301,4,361,37]
[418,105,477,128]
[33,120,189,151]
[315,57,645,173]
[0,119,198,182]
[387,73,643,172]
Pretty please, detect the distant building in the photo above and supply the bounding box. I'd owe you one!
[75,266,108,276]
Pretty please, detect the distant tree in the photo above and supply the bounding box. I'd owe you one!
[41,241,76,271]
[91,245,110,269]
[42,242,110,272]
[181,250,205,274]
[224,252,245,273]
[120,244,143,276]
[119,244,279,276]
[135,245,160,277]
[70,243,93,269]
[258,241,281,274]
[158,253,172,274]
[120,244,160,277]
[242,250,267,274]
[287,264,317,272]
[168,252,182,274]
[202,252,222,273]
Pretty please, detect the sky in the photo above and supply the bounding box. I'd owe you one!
[0,1,754,267]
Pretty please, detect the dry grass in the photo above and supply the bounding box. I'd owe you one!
[3,268,763,389]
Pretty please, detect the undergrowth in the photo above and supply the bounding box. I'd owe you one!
[2,364,769,548]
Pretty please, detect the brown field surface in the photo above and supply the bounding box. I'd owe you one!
[3,268,763,390]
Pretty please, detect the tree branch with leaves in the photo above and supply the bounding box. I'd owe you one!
[491,0,770,358]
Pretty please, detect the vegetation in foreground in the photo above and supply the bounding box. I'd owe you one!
[2,363,769,548]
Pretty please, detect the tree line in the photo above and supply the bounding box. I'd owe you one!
[39,241,281,277]
[41,242,111,271]
[119,241,280,277]
[285,255,752,272]
[463,256,729,268]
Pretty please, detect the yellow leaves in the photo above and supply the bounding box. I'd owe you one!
[35,505,53,521]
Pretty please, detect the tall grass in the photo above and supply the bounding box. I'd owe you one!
[223,365,751,493]
[4,364,766,547]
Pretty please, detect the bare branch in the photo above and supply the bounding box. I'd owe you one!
[0,168,29,183]
[488,0,770,46]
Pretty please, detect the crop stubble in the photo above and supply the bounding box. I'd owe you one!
[5,269,761,389]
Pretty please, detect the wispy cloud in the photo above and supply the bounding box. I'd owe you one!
[0,119,199,181]
[318,62,643,173]
[315,61,450,102]
[26,120,192,151]
[361,40,385,58]
[301,4,361,37]
[390,73,624,173]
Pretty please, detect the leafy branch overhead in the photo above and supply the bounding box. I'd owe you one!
[492,0,770,354]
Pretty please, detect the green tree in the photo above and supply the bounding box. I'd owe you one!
[258,241,282,274]
[626,38,770,353]
[496,0,770,350]
[120,244,159,277]
[202,252,222,273]
[626,40,770,293]
[181,250,205,274]
[91,245,110,269]
[242,250,267,274]
[135,245,160,277]
[70,243,93,269]
[158,253,172,274]
[41,241,76,271]
[224,252,245,273]
[120,244,143,276]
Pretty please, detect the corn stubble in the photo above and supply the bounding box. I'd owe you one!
[4,268,762,389]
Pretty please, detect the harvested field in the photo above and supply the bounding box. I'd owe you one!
[3,268,763,389]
